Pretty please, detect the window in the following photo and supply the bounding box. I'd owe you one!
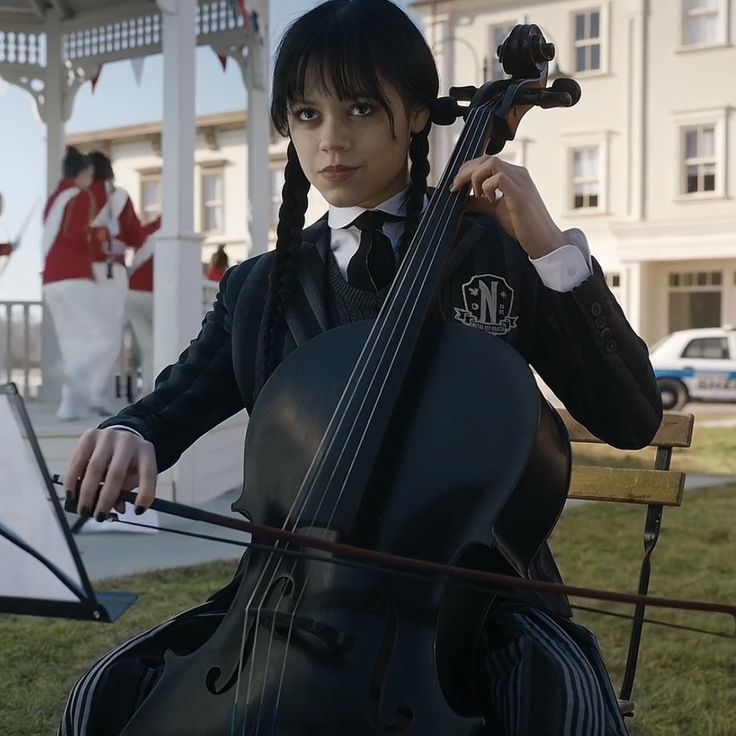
[139,174,161,225]
[201,169,224,234]
[489,22,516,80]
[572,8,602,73]
[668,271,723,331]
[681,0,725,47]
[606,273,621,288]
[682,337,729,359]
[570,146,600,209]
[681,125,717,194]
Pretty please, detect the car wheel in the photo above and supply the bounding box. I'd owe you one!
[657,378,688,411]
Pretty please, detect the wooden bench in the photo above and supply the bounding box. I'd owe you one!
[560,409,695,720]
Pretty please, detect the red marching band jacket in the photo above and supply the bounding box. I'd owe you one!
[42,179,100,285]
[90,180,161,292]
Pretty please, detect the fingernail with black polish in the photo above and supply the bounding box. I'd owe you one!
[64,490,76,512]
[95,512,107,523]
[80,506,92,518]
[134,505,146,516]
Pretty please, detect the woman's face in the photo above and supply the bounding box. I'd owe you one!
[287,73,429,209]
[76,165,94,189]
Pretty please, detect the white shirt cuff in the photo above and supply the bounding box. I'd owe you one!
[529,228,593,292]
[105,424,144,439]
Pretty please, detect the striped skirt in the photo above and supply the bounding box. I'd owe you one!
[59,599,628,736]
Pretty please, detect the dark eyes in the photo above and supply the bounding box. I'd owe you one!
[288,101,375,122]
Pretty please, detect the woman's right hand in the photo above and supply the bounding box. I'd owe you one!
[65,428,158,521]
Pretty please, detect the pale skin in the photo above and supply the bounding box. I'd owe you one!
[67,78,568,520]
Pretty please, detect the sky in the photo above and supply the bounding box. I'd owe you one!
[0,0,414,300]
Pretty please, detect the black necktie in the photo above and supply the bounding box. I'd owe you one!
[344,210,402,292]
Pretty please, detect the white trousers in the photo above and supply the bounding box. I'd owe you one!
[125,289,154,394]
[89,263,128,407]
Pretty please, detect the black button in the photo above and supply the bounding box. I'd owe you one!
[599,327,611,341]
[604,340,618,354]
[593,315,606,329]
[591,302,602,317]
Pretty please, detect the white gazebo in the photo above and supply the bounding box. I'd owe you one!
[0,0,270,503]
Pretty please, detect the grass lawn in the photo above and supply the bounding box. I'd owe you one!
[2,486,734,735]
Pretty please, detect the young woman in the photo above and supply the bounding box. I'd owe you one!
[60,1,662,734]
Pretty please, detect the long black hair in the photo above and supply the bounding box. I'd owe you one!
[89,150,115,182]
[264,0,439,377]
[62,146,91,179]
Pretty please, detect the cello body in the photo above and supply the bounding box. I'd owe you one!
[121,321,571,735]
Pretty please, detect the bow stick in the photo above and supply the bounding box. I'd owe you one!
[53,477,736,623]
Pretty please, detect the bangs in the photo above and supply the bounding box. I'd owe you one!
[271,5,402,136]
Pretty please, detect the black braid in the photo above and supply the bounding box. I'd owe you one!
[263,141,310,378]
[399,123,431,256]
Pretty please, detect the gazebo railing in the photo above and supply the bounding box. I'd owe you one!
[0,300,42,399]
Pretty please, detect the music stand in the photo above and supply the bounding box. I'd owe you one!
[0,383,135,622]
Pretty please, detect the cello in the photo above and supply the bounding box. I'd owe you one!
[113,24,583,735]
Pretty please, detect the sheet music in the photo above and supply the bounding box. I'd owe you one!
[0,394,84,601]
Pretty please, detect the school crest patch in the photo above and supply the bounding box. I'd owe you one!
[454,273,518,335]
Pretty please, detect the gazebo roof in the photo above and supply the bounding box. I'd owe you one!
[0,1,158,28]
[0,0,252,76]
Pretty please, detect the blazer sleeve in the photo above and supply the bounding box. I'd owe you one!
[98,258,259,471]
[529,258,663,449]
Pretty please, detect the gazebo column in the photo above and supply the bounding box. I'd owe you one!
[243,37,270,258]
[154,0,203,503]
[39,9,67,402]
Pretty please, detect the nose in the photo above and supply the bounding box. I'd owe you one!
[319,115,350,153]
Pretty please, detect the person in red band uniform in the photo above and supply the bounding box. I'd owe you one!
[124,206,161,395]
[86,151,130,414]
[41,146,103,421]
[206,243,230,283]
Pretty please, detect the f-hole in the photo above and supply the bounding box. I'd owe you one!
[205,574,295,695]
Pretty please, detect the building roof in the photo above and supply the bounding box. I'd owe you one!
[67,109,247,147]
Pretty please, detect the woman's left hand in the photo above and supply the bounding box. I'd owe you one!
[450,155,566,259]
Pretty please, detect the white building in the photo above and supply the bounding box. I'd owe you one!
[414,0,736,344]
[67,113,328,267]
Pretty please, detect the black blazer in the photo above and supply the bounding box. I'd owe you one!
[101,211,663,615]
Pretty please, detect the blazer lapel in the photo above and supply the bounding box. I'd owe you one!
[284,215,331,346]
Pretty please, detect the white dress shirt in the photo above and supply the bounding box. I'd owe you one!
[328,186,593,293]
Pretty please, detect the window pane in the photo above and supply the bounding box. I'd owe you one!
[701,126,715,157]
[683,336,728,359]
[590,11,600,38]
[685,129,698,159]
[686,165,699,192]
[204,173,223,201]
[712,272,722,285]
[141,179,160,209]
[575,13,586,41]
[590,44,601,70]
[704,170,716,191]
[205,205,222,232]
[575,46,586,71]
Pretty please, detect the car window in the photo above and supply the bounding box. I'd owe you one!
[681,337,730,360]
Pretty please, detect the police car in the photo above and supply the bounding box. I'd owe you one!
[650,327,736,410]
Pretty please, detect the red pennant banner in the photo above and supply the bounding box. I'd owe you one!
[217,52,228,71]
[90,65,103,93]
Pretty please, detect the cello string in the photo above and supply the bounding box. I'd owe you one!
[258,102,500,728]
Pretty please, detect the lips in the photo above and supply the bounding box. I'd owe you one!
[320,165,359,183]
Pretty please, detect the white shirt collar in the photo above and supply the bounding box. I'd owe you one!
[327,186,410,230]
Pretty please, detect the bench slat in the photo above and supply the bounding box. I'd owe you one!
[558,410,694,449]
[568,466,686,506]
